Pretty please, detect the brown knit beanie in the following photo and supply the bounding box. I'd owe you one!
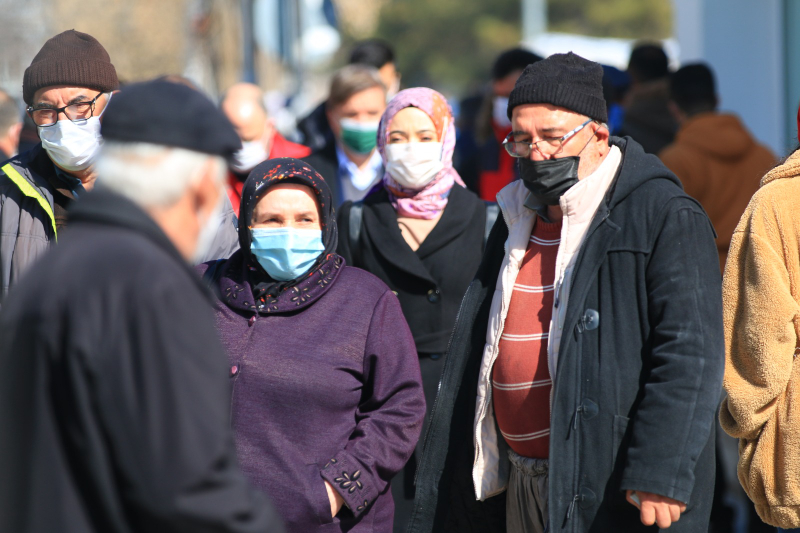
[23,30,118,105]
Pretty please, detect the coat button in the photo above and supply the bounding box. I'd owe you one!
[579,486,597,509]
[230,365,240,377]
[583,309,599,331]
[580,398,599,420]
[427,289,441,303]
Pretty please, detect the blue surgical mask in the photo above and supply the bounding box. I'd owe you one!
[250,227,325,281]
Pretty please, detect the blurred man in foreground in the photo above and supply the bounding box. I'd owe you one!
[0,80,283,533]
[221,82,310,216]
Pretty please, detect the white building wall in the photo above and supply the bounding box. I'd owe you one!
[675,0,786,155]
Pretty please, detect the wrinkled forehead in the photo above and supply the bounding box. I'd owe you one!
[32,85,98,106]
[511,103,588,134]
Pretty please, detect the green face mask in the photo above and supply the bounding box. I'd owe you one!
[339,118,379,154]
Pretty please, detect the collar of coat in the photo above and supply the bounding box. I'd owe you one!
[214,250,345,315]
[761,146,800,187]
[67,188,214,302]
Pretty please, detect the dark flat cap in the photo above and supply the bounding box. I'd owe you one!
[101,80,241,159]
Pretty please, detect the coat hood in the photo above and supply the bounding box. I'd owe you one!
[674,113,756,160]
[606,136,683,209]
[760,146,800,187]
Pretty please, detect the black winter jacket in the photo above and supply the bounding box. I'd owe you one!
[406,137,724,533]
[0,190,282,533]
[337,185,487,355]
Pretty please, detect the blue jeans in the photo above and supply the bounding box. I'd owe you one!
[778,528,800,532]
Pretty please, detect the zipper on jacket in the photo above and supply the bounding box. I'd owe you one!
[473,204,515,499]
[565,493,580,521]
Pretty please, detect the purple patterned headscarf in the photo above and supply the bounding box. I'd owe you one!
[377,88,466,219]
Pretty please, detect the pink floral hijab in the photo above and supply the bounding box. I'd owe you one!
[377,87,466,219]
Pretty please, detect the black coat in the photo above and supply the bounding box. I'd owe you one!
[0,190,283,533]
[303,143,342,206]
[407,138,724,533]
[337,185,487,356]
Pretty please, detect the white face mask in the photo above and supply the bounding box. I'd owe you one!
[192,191,226,264]
[39,116,103,172]
[493,96,511,128]
[38,93,111,172]
[384,142,445,190]
[230,139,269,174]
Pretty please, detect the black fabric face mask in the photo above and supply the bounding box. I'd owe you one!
[518,156,580,205]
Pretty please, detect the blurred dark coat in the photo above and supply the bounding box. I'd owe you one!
[0,143,240,307]
[0,189,282,533]
[619,79,678,155]
[337,185,486,356]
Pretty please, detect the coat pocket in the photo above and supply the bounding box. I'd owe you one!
[306,463,336,526]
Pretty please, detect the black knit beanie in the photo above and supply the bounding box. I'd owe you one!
[23,30,118,105]
[507,52,607,123]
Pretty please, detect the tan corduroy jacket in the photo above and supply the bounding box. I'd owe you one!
[720,148,800,528]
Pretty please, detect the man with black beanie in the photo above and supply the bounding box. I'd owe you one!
[0,30,239,306]
[0,79,284,533]
[407,52,724,533]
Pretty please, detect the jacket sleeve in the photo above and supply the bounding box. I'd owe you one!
[96,281,284,533]
[319,290,426,517]
[719,199,800,440]
[619,199,725,504]
[194,193,240,265]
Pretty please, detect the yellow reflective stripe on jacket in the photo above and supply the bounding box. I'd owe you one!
[1,163,57,241]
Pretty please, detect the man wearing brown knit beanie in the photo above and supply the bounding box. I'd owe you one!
[408,52,724,533]
[0,29,116,305]
[0,30,240,306]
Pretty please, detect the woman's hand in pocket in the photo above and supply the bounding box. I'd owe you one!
[324,480,345,517]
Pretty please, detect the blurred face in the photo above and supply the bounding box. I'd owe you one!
[387,107,437,144]
[328,86,386,138]
[221,99,271,144]
[511,103,609,179]
[378,62,401,97]
[251,183,321,230]
[492,69,524,98]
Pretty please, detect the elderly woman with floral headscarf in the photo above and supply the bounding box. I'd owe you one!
[197,158,425,533]
[336,88,493,529]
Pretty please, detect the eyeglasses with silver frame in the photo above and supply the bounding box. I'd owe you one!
[502,118,595,158]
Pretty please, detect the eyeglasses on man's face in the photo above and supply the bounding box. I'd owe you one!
[502,119,595,158]
[27,92,105,127]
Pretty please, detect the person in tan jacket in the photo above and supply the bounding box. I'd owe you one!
[659,63,776,273]
[719,142,800,530]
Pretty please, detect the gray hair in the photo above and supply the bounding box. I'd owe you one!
[95,141,226,209]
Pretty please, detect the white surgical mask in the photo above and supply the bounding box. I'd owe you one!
[384,142,444,190]
[230,139,269,174]
[192,193,226,264]
[38,93,110,172]
[493,96,511,128]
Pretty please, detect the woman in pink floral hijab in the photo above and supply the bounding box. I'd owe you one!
[337,87,492,532]
[377,87,466,219]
